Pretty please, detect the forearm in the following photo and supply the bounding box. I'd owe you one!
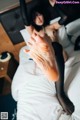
[48,22,61,30]
[45,64,59,81]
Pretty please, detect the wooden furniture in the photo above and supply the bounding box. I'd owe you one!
[0,0,29,95]
[0,0,31,61]
[0,61,11,95]
[0,0,33,61]
[0,23,26,62]
[0,61,11,82]
[0,56,18,95]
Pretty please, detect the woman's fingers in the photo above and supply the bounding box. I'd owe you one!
[27,42,32,47]
[29,36,36,45]
[30,51,50,71]
[31,32,37,38]
[32,32,46,43]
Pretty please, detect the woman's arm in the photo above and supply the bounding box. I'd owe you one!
[45,22,61,30]
[51,22,61,30]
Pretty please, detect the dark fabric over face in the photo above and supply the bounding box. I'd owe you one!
[19,0,51,31]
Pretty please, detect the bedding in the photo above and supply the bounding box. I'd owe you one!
[12,48,80,120]
[11,19,80,120]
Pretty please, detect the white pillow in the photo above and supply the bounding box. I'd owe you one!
[65,51,80,67]
[58,26,71,48]
[66,18,80,35]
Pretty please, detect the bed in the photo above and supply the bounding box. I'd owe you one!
[11,19,80,120]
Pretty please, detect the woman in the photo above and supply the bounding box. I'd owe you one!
[19,0,74,115]
[19,0,67,59]
[41,0,80,26]
[19,0,63,36]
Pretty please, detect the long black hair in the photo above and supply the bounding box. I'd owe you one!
[30,4,50,31]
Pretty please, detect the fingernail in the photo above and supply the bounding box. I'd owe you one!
[23,49,30,53]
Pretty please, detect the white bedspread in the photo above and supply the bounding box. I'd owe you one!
[12,19,80,120]
[11,47,80,120]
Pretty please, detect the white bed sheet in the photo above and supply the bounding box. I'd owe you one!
[12,19,80,120]
[12,46,80,120]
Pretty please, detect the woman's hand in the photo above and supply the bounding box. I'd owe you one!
[25,33,59,81]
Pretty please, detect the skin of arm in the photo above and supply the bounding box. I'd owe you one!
[44,21,61,42]
[49,22,62,30]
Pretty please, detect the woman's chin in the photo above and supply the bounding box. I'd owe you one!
[37,22,43,26]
